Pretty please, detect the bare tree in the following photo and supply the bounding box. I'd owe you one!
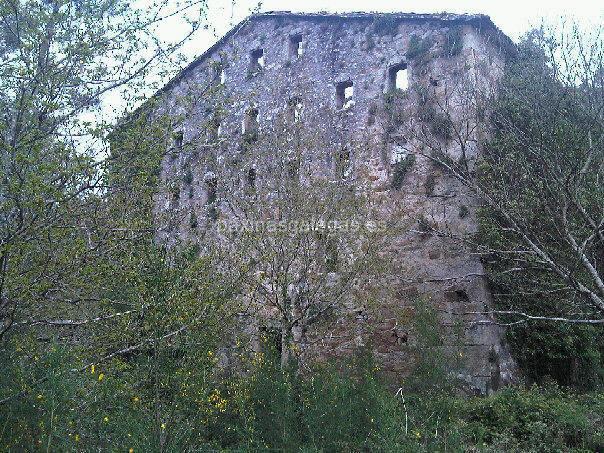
[196,107,405,369]
[398,22,604,324]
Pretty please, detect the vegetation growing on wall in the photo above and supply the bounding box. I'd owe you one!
[372,16,400,37]
[391,154,416,190]
[442,26,464,57]
[415,85,454,141]
[458,204,469,219]
[406,34,433,64]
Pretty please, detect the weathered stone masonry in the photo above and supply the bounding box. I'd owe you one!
[149,11,517,394]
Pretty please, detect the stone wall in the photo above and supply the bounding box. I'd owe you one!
[148,13,517,394]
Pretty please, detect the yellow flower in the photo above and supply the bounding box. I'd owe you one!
[90,364,95,374]
[129,449,134,453]
[74,434,80,442]
[98,373,105,382]
[36,394,43,400]
[133,396,140,402]
[207,350,213,357]
[161,423,166,430]
[103,416,109,423]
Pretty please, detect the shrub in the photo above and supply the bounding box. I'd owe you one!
[424,173,436,196]
[418,103,453,141]
[382,89,409,133]
[417,214,437,238]
[459,386,604,452]
[3,338,603,451]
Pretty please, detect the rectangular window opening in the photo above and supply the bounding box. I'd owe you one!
[209,116,221,143]
[336,148,352,179]
[247,167,256,188]
[250,48,264,73]
[289,34,304,58]
[287,159,299,179]
[391,145,408,164]
[242,107,259,145]
[336,81,354,110]
[206,176,218,220]
[243,107,259,134]
[389,63,408,91]
[288,97,302,123]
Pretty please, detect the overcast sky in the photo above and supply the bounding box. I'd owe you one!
[102,0,601,118]
[196,0,603,49]
[147,0,604,87]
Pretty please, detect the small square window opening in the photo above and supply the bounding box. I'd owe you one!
[289,34,304,58]
[388,63,408,91]
[243,107,259,134]
[336,81,354,110]
[251,48,264,73]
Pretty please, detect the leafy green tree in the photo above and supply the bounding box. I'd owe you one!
[475,26,604,387]
[0,0,209,340]
[0,0,244,448]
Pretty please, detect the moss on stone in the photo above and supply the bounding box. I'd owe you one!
[407,34,433,62]
[391,153,416,190]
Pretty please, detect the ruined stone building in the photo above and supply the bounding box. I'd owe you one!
[142,12,518,394]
